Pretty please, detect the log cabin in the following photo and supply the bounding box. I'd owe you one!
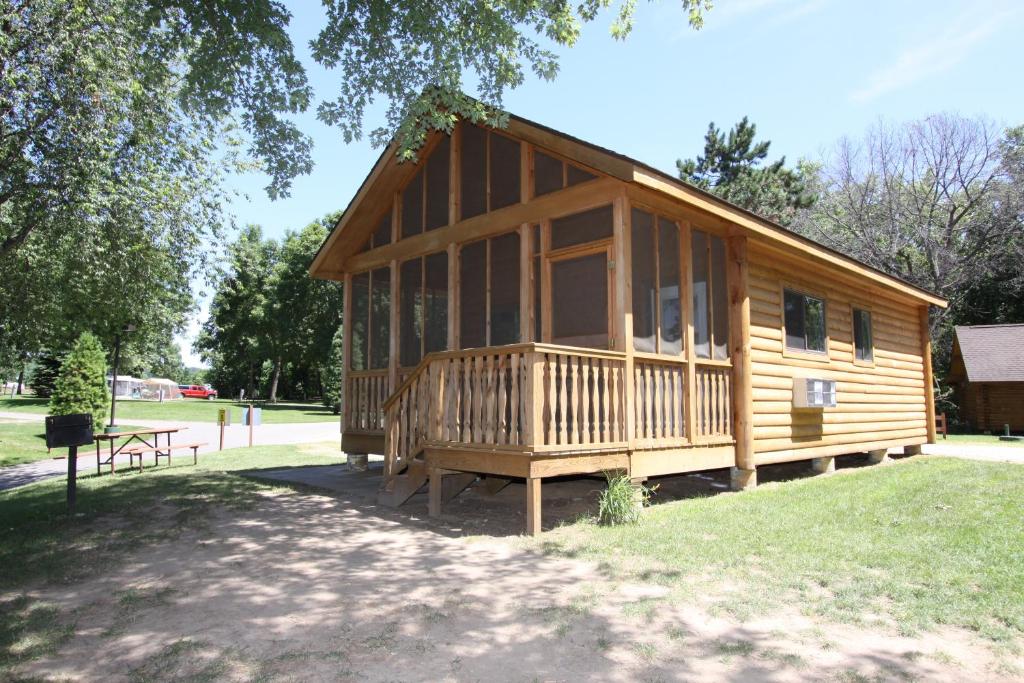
[947,324,1024,432]
[309,112,947,535]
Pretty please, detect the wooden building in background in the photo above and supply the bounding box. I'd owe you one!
[948,324,1024,432]
[310,111,946,534]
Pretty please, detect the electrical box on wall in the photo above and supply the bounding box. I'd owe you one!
[793,378,837,408]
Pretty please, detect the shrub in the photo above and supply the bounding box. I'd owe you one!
[50,332,109,431]
[597,471,655,526]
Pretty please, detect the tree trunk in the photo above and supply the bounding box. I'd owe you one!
[269,356,282,403]
[16,365,23,395]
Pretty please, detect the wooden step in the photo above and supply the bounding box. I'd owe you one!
[377,460,428,507]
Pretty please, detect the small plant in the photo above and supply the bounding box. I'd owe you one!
[49,332,109,430]
[597,471,654,526]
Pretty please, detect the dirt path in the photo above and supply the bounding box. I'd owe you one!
[7,486,1019,682]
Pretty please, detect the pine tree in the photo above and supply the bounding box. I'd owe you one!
[677,117,815,226]
[50,332,109,430]
[29,351,64,398]
[321,325,344,415]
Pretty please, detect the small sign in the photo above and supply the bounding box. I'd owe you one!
[45,414,94,449]
[217,408,231,426]
[243,407,262,427]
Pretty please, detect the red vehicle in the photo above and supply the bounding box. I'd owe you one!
[178,384,218,400]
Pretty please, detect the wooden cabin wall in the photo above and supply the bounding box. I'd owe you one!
[962,383,1024,432]
[746,242,930,464]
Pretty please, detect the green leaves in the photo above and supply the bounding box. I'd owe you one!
[50,332,109,430]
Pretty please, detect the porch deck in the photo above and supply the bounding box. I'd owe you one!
[342,342,738,533]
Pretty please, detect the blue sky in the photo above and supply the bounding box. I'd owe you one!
[177,0,1024,366]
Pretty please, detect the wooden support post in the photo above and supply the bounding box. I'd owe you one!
[730,466,757,491]
[341,273,353,439]
[904,444,923,456]
[680,221,697,442]
[519,223,532,342]
[920,305,937,444]
[727,232,755,486]
[868,448,889,464]
[612,194,636,445]
[348,453,369,471]
[388,259,400,392]
[526,476,542,536]
[811,456,835,474]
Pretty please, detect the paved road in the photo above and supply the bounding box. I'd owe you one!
[0,413,340,491]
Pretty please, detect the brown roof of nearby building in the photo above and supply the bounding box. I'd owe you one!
[954,324,1024,383]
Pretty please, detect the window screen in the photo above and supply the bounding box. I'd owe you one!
[534,151,563,196]
[659,217,682,356]
[401,168,424,238]
[691,230,710,359]
[369,267,391,369]
[425,136,450,231]
[459,239,487,348]
[460,123,487,220]
[551,205,613,250]
[631,209,656,353]
[350,272,370,370]
[400,258,423,366]
[489,133,521,210]
[490,232,520,345]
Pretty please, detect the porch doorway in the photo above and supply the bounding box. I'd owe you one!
[547,247,612,349]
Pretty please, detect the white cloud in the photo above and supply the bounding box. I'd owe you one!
[849,7,1016,103]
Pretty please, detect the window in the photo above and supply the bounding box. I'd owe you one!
[784,289,827,353]
[459,232,521,348]
[460,123,522,219]
[691,229,729,359]
[400,136,451,238]
[349,267,391,370]
[399,252,448,367]
[853,308,873,362]
[631,208,683,355]
[533,150,598,197]
[550,205,613,251]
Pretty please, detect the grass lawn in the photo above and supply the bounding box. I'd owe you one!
[0,397,338,424]
[539,457,1024,642]
[0,442,344,591]
[0,420,145,468]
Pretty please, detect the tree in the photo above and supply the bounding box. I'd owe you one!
[265,215,344,402]
[794,115,1024,398]
[677,117,815,225]
[29,351,64,399]
[321,325,344,414]
[50,332,109,429]
[195,226,278,399]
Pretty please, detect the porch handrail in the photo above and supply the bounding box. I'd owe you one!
[382,343,627,411]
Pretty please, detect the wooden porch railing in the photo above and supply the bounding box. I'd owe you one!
[382,344,630,478]
[695,362,732,441]
[379,344,736,482]
[345,369,389,433]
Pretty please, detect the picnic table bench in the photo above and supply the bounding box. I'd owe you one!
[93,427,185,474]
[124,442,207,472]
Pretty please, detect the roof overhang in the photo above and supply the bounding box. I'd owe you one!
[310,112,947,310]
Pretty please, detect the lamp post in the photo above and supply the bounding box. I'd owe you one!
[106,324,136,434]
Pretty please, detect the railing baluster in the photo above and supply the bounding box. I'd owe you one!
[510,353,520,446]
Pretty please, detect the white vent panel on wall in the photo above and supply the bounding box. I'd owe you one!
[793,378,837,409]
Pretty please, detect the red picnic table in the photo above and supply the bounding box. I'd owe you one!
[93,426,186,474]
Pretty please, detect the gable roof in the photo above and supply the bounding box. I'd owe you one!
[310,110,947,308]
[954,324,1024,383]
